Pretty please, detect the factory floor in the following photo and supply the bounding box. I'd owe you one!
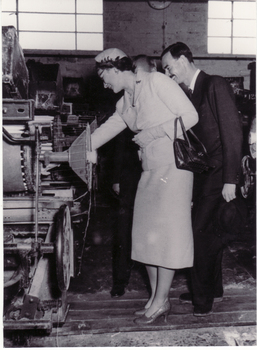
[5,191,256,347]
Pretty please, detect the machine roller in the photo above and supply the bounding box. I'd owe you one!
[3,121,93,335]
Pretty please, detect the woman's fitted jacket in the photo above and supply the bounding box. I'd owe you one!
[91,71,198,171]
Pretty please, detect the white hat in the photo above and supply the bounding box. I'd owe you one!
[95,48,127,63]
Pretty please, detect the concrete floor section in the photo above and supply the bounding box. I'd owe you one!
[28,325,257,347]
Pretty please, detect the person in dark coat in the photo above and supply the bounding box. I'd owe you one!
[161,42,243,316]
[110,127,142,297]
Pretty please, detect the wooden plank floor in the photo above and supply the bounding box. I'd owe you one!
[49,288,256,337]
[6,249,255,347]
[17,288,255,347]
[4,203,256,346]
[26,234,256,346]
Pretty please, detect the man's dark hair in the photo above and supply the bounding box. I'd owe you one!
[161,42,194,63]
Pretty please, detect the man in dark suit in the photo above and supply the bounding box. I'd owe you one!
[161,42,243,316]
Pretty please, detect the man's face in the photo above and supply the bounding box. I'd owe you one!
[161,52,185,85]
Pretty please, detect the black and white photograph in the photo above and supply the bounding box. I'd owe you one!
[1,0,256,347]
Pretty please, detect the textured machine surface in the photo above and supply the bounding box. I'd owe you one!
[2,26,95,337]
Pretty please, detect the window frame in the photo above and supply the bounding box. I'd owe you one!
[208,0,256,56]
[1,0,104,53]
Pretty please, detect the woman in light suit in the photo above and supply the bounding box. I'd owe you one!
[88,48,198,324]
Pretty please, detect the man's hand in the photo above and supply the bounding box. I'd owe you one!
[222,183,236,202]
[112,183,120,195]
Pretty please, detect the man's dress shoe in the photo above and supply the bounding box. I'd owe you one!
[110,285,125,297]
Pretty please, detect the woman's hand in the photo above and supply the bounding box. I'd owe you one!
[132,125,165,148]
[87,150,97,164]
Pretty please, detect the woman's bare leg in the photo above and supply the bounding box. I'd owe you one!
[145,264,157,308]
[144,267,175,317]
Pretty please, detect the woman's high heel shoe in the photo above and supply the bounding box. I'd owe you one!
[134,307,149,316]
[134,299,170,325]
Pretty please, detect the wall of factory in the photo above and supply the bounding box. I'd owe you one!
[24,0,254,110]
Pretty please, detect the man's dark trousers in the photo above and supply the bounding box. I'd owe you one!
[190,161,224,313]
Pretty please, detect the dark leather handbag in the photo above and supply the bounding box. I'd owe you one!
[173,117,213,173]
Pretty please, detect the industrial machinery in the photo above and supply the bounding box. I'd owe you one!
[3,107,95,335]
[241,115,256,199]
[2,25,96,336]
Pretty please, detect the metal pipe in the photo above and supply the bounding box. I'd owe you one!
[4,243,54,254]
[2,127,32,145]
[42,150,69,164]
[35,127,40,247]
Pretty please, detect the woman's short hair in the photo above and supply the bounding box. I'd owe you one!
[96,56,133,72]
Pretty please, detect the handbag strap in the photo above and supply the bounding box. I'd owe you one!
[174,117,191,146]
[187,128,208,153]
[174,117,208,154]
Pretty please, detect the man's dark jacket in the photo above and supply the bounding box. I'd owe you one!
[188,71,244,311]
[191,71,243,185]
